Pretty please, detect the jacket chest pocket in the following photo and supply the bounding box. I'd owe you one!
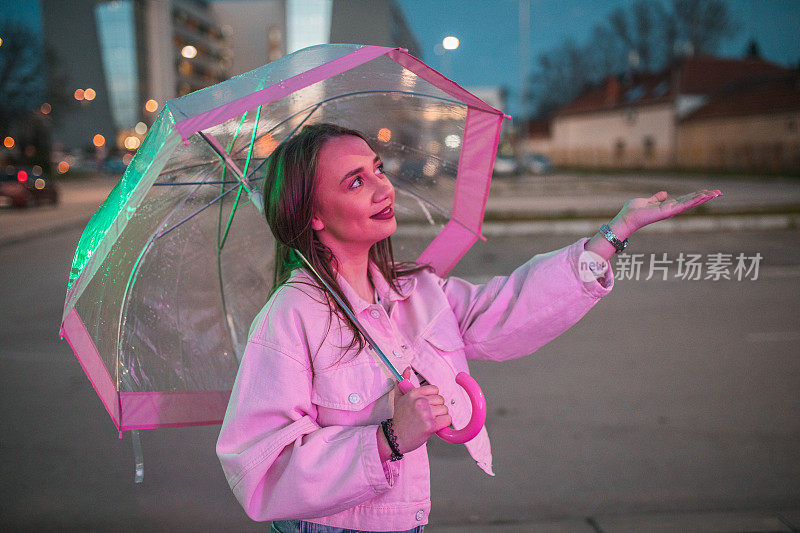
[414,314,472,425]
[311,361,395,412]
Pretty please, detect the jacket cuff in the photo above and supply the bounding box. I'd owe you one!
[361,426,398,492]
[570,237,615,299]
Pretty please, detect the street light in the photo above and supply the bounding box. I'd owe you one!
[181,45,197,59]
[436,36,459,78]
[442,36,459,50]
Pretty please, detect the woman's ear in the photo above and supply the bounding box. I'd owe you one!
[311,215,324,231]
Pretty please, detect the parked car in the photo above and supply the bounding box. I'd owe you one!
[103,158,128,175]
[0,167,59,208]
[492,156,519,177]
[522,153,553,174]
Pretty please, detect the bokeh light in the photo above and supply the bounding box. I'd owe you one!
[74,89,85,100]
[124,136,141,150]
[93,134,106,147]
[122,153,133,165]
[3,136,14,149]
[32,165,43,176]
[34,178,45,190]
[423,157,437,177]
[254,133,277,158]
[377,128,392,143]
[57,161,70,173]
[445,134,461,148]
[181,45,197,59]
[84,88,96,101]
[134,122,148,135]
[40,103,51,114]
[442,36,460,50]
[144,99,158,113]
[17,170,28,182]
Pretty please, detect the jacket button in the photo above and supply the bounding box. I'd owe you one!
[392,349,402,358]
[451,399,455,405]
[370,309,380,319]
[348,393,361,404]
[401,344,407,350]
[415,510,424,521]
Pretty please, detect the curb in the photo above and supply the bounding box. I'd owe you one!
[3,213,798,249]
[393,213,800,238]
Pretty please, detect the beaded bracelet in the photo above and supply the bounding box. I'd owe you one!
[380,419,403,462]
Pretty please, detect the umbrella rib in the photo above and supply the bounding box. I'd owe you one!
[390,178,484,240]
[236,101,323,184]
[231,90,465,181]
[153,180,244,186]
[154,184,240,240]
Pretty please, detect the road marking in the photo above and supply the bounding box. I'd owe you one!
[746,331,800,343]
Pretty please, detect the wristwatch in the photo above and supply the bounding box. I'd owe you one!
[599,224,629,253]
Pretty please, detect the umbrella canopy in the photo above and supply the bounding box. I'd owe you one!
[60,44,506,434]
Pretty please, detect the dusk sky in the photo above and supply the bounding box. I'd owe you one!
[2,0,799,117]
[397,0,800,114]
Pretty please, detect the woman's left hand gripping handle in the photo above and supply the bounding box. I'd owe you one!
[397,367,487,445]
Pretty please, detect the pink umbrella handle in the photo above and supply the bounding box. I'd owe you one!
[397,371,487,444]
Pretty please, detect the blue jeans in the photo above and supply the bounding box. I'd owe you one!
[270,520,424,533]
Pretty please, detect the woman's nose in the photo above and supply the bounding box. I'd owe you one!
[373,174,394,201]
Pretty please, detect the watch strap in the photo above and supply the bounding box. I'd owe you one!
[599,224,628,253]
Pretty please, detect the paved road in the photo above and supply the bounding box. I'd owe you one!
[1,223,798,531]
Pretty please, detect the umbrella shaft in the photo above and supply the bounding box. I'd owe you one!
[295,251,402,381]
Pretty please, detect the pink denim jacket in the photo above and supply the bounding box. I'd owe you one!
[217,237,613,531]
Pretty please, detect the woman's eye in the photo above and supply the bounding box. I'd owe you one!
[376,163,384,175]
[349,177,363,189]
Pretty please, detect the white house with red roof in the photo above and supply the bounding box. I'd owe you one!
[531,55,799,172]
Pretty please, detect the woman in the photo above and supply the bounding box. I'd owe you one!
[217,123,722,532]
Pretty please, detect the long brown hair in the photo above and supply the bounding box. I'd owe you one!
[263,123,430,355]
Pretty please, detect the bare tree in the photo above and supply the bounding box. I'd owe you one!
[0,23,46,133]
[672,0,739,56]
[528,0,740,118]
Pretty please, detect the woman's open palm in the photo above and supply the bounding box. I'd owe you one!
[620,189,723,233]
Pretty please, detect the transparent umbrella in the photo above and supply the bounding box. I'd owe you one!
[59,44,507,464]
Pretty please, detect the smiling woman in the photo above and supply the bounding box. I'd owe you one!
[260,123,429,356]
[215,119,722,532]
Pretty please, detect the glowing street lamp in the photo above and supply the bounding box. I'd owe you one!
[181,45,198,59]
[436,36,460,78]
[442,36,460,50]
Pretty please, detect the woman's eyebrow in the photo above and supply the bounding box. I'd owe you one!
[339,156,381,184]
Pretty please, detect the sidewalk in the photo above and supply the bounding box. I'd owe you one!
[2,173,799,247]
[426,509,800,532]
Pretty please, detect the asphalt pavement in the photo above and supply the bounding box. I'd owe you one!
[2,171,800,247]
[0,175,800,533]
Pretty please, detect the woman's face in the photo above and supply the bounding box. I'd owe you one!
[311,135,396,254]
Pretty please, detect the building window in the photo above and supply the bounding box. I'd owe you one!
[615,139,625,161]
[643,136,655,159]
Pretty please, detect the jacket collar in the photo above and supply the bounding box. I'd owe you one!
[334,262,417,315]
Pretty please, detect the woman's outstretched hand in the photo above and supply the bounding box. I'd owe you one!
[377,367,451,461]
[584,189,723,262]
[616,189,723,236]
